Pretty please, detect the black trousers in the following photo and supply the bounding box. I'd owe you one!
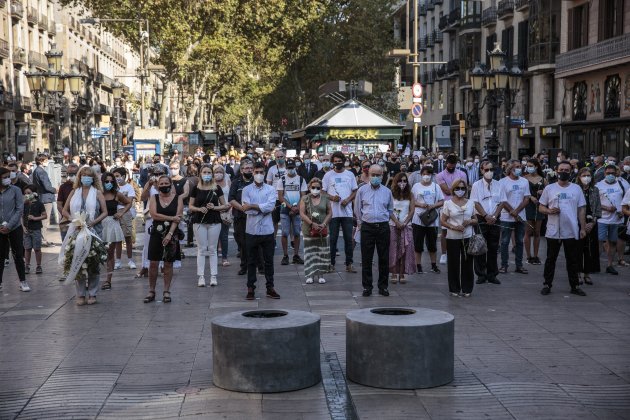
[360,222,390,291]
[543,238,580,289]
[578,224,600,273]
[446,238,474,294]
[0,226,26,284]
[235,218,264,271]
[474,223,501,281]
[246,233,274,290]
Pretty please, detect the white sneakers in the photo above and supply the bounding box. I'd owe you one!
[114,260,122,270]
[318,277,326,284]
[210,276,218,287]
[305,278,314,284]
[305,277,326,284]
[440,254,448,265]
[20,281,31,292]
[128,260,137,269]
[198,276,206,287]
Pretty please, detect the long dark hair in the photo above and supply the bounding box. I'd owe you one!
[526,158,544,177]
[101,171,119,193]
[391,172,411,200]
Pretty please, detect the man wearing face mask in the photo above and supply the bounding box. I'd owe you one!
[266,149,288,242]
[298,152,318,183]
[7,162,28,191]
[538,161,587,296]
[470,160,503,285]
[0,167,28,292]
[30,154,57,246]
[57,163,79,242]
[277,159,307,265]
[463,157,480,185]
[621,156,630,183]
[592,155,606,183]
[323,152,359,273]
[498,160,531,274]
[595,165,626,274]
[314,155,332,181]
[434,154,446,173]
[355,164,394,296]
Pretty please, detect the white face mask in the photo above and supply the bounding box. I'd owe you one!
[474,159,480,164]
[310,188,321,196]
[483,170,494,180]
[454,189,466,198]
[421,175,432,183]
[624,165,630,173]
[466,162,473,167]
[9,172,16,179]
[581,176,592,185]
[1,178,11,186]
[438,155,444,160]
[253,174,265,184]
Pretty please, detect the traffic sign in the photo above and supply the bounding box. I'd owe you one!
[411,103,423,118]
[412,83,423,98]
[413,118,422,123]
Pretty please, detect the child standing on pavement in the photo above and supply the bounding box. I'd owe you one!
[22,185,47,274]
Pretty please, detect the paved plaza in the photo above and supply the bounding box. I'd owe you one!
[1,232,630,420]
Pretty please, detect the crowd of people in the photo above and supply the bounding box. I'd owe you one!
[0,146,629,303]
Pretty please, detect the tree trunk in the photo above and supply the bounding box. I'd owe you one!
[185,72,209,131]
[158,79,171,130]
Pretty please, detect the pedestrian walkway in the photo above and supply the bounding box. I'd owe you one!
[1,236,629,419]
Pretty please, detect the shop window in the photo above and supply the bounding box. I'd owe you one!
[572,81,588,121]
[568,4,589,51]
[604,74,621,118]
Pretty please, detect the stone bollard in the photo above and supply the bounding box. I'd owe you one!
[346,307,454,389]
[212,309,321,392]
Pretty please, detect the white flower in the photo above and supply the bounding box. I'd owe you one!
[164,221,170,227]
[82,263,87,269]
[156,225,164,232]
[312,212,320,218]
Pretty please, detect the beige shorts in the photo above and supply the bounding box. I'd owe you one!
[120,212,134,237]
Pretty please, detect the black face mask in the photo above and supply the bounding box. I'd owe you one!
[557,171,570,181]
[159,185,172,194]
[334,162,344,170]
[446,167,455,173]
[242,173,252,180]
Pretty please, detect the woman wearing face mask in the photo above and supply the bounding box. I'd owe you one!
[299,178,332,284]
[99,172,132,290]
[60,167,108,305]
[411,166,444,274]
[213,164,232,266]
[575,168,601,285]
[523,159,546,265]
[189,164,230,287]
[388,173,416,283]
[357,161,371,187]
[409,155,422,173]
[136,167,165,278]
[440,179,478,297]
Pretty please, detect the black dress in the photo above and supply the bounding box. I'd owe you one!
[148,194,180,262]
[579,188,600,274]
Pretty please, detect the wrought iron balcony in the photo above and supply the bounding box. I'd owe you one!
[528,41,560,69]
[94,103,110,115]
[48,21,55,34]
[556,32,630,75]
[515,0,529,11]
[436,64,447,80]
[419,3,427,16]
[481,6,497,27]
[28,50,47,70]
[447,59,460,75]
[10,1,24,19]
[426,33,435,47]
[448,8,461,27]
[0,39,9,59]
[14,96,31,112]
[460,11,480,31]
[426,0,434,10]
[13,47,26,66]
[439,15,449,31]
[418,37,427,51]
[27,6,37,25]
[433,30,443,43]
[498,0,514,19]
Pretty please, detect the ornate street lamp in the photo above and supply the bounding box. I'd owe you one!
[470,63,485,92]
[67,64,85,96]
[45,44,63,72]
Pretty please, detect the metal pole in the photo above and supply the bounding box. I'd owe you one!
[504,90,511,159]
[139,20,145,129]
[412,0,419,150]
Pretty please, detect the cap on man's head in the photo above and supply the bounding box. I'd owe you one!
[286,158,296,169]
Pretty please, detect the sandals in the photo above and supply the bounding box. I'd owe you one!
[101,281,111,290]
[163,291,171,303]
[143,291,156,303]
[135,268,148,278]
[498,267,508,274]
[515,267,528,274]
[618,259,628,267]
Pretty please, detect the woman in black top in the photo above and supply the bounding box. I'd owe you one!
[189,164,230,287]
[145,175,183,303]
[100,172,132,290]
[184,164,199,247]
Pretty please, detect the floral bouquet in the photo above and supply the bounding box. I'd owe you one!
[62,212,108,282]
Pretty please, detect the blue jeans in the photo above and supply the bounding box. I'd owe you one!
[329,217,354,266]
[500,221,525,269]
[219,223,229,259]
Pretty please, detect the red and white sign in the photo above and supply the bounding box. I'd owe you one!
[412,83,423,98]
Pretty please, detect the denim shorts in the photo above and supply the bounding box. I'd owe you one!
[597,223,620,242]
[24,229,42,250]
[280,213,301,237]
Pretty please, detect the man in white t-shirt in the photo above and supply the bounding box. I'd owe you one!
[498,160,530,273]
[277,159,307,266]
[322,151,358,273]
[410,166,444,274]
[538,161,587,296]
[470,160,503,285]
[113,167,137,269]
[595,165,626,275]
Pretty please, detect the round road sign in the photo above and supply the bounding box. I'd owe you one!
[412,83,423,98]
[411,103,423,118]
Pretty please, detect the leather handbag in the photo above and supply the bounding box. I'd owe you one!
[466,226,487,256]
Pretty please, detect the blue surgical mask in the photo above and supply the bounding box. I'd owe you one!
[513,168,522,177]
[605,174,616,183]
[526,166,536,174]
[304,159,311,165]
[323,162,331,168]
[202,174,213,182]
[104,182,114,191]
[277,158,285,165]
[288,169,296,176]
[81,176,93,186]
[370,176,381,186]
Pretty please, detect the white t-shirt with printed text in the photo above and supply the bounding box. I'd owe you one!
[596,180,624,225]
[499,176,530,222]
[322,170,358,218]
[410,182,444,226]
[539,182,586,239]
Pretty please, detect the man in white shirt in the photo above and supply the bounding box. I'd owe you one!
[538,161,587,296]
[410,166,444,274]
[595,165,626,275]
[470,160,503,285]
[277,159,307,266]
[266,149,287,243]
[322,151,359,273]
[498,160,530,274]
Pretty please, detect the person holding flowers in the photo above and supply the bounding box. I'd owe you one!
[299,177,332,284]
[100,172,132,290]
[60,166,108,305]
[144,175,183,303]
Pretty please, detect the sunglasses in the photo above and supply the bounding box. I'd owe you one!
[454,187,466,191]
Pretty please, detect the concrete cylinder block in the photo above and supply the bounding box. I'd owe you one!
[211,309,321,393]
[346,307,454,389]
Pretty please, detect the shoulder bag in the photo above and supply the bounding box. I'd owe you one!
[420,184,439,226]
[467,224,487,256]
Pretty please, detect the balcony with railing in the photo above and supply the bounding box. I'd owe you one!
[447,59,459,76]
[419,3,427,16]
[13,47,26,66]
[94,103,110,115]
[432,0,443,5]
[481,6,497,27]
[0,39,9,59]
[418,37,427,51]
[515,0,529,11]
[48,21,55,34]
[448,8,461,27]
[0,0,6,9]
[28,50,47,70]
[27,6,37,25]
[439,15,449,31]
[14,95,31,112]
[426,33,435,47]
[528,41,559,69]
[426,0,434,10]
[10,1,24,19]
[3,91,13,107]
[460,11,480,31]
[38,14,47,29]
[556,32,630,75]
[498,0,514,19]
[436,64,447,80]
[433,30,443,43]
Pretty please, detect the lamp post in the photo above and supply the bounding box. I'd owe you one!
[112,79,124,153]
[469,43,522,165]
